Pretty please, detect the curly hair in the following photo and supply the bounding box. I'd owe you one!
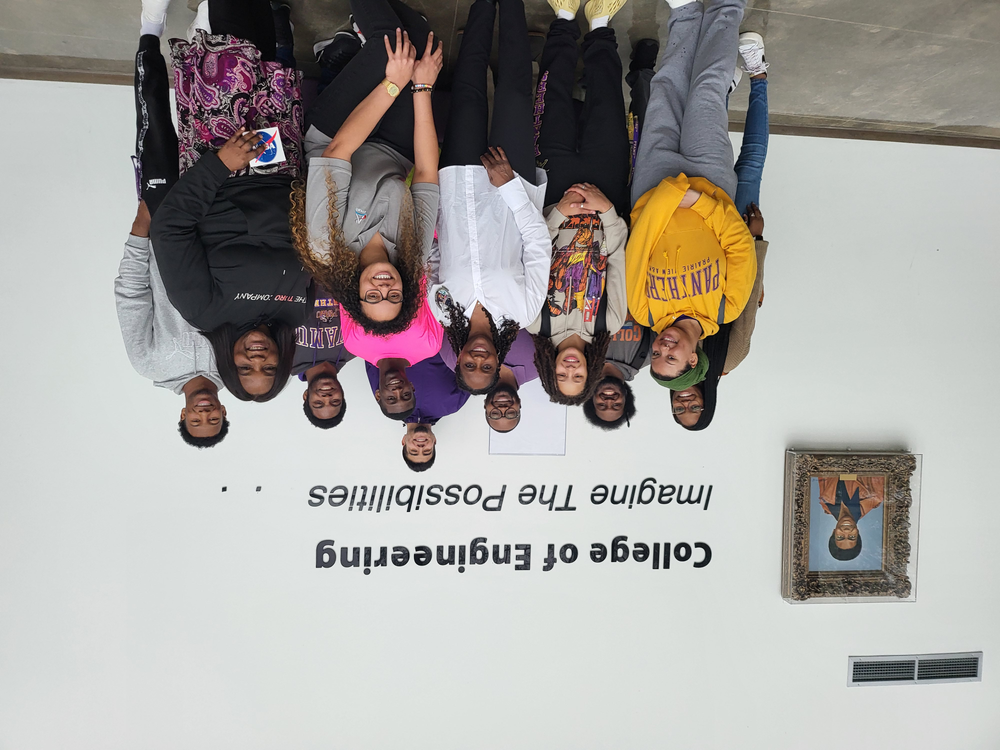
[379,400,415,421]
[582,377,636,431]
[442,303,521,395]
[532,332,611,406]
[402,445,436,472]
[289,176,426,337]
[302,398,347,429]
[178,418,230,448]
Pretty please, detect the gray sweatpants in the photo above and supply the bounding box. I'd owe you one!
[631,0,746,205]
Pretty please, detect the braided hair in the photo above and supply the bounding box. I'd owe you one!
[441,301,521,394]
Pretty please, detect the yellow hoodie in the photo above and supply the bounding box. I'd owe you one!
[626,174,757,337]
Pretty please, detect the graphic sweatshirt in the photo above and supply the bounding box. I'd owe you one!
[526,205,628,342]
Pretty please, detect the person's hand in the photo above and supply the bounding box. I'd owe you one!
[481,146,515,187]
[384,28,416,88]
[217,128,265,171]
[412,32,443,86]
[744,202,764,237]
[678,189,702,209]
[131,200,151,237]
[556,189,590,216]
[568,182,613,214]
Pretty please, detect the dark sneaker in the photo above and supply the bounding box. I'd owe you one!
[629,38,658,73]
[271,2,294,50]
[314,30,363,76]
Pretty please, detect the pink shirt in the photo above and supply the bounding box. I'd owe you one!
[340,296,444,366]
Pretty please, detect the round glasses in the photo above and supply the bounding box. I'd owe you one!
[671,403,703,415]
[361,289,403,304]
[487,406,520,421]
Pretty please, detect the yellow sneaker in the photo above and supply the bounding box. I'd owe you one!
[585,0,628,25]
[547,0,581,17]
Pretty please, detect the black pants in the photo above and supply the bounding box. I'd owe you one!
[209,0,276,62]
[536,20,630,215]
[134,0,277,215]
[134,34,178,217]
[307,0,433,162]
[440,0,536,184]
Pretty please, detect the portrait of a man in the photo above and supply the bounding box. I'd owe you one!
[817,475,885,562]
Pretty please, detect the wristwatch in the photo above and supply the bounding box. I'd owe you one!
[381,78,400,98]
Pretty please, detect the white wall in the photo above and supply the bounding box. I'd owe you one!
[1,78,999,749]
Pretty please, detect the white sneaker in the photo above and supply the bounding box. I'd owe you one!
[728,66,742,94]
[186,0,211,42]
[738,31,768,76]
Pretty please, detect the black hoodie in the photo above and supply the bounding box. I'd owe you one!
[150,153,310,332]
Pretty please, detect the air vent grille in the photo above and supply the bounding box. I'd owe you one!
[918,657,980,681]
[848,652,982,686]
[853,659,915,683]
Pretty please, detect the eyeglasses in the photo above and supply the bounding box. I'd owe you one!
[487,406,520,421]
[361,289,403,304]
[672,404,703,415]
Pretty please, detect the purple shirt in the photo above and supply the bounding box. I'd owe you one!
[438,328,539,388]
[366,340,469,425]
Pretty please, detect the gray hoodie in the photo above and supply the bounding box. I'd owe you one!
[114,234,222,395]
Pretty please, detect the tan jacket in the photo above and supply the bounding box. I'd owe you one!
[818,477,885,518]
[723,239,768,373]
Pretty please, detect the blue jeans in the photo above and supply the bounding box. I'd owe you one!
[732,77,768,216]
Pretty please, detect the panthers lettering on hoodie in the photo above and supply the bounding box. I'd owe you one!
[626,174,756,338]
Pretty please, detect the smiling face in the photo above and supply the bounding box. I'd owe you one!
[592,376,625,422]
[484,383,521,432]
[458,333,498,392]
[671,386,704,427]
[359,262,403,322]
[651,326,698,379]
[402,424,436,464]
[375,366,414,415]
[555,346,587,396]
[304,374,344,420]
[233,327,279,395]
[180,388,226,438]
[834,515,860,549]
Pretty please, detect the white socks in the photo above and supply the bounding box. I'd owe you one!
[590,15,609,28]
[186,0,211,42]
[557,9,575,19]
[665,0,698,8]
[140,14,165,37]
[140,0,171,37]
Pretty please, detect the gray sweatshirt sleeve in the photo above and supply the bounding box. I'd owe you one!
[410,182,440,263]
[306,157,353,260]
[114,234,157,378]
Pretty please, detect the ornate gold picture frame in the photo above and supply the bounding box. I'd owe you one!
[781,451,921,603]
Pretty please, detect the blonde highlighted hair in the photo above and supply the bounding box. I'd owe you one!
[289,174,426,337]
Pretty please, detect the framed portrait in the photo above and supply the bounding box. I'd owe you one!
[781,451,922,603]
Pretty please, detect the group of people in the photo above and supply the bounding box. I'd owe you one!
[115,0,774,468]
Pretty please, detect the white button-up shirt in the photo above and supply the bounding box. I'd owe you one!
[430,165,551,327]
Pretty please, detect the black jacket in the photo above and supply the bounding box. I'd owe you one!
[150,153,310,332]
